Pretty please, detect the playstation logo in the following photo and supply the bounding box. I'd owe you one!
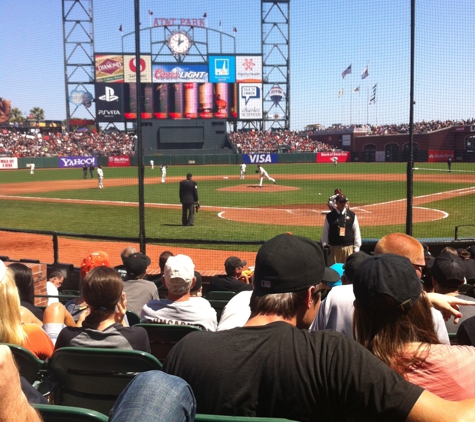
[99,87,119,102]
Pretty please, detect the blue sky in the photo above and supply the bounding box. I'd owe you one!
[1,0,474,130]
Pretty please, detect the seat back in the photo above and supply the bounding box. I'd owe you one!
[135,323,201,362]
[32,404,108,422]
[206,299,230,322]
[3,343,45,384]
[205,291,236,301]
[466,277,475,286]
[48,347,162,414]
[125,310,141,326]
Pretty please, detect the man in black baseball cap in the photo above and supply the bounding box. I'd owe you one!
[162,233,464,421]
[209,256,252,293]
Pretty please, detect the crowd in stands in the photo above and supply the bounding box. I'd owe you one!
[318,118,475,136]
[0,130,135,157]
[229,129,337,153]
[1,116,474,158]
[3,236,475,420]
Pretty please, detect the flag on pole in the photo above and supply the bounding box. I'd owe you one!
[338,89,344,98]
[119,25,123,33]
[342,64,352,79]
[361,66,369,79]
[219,20,222,29]
[369,83,377,104]
[148,10,153,15]
[353,86,360,93]
[203,12,207,18]
[233,27,237,32]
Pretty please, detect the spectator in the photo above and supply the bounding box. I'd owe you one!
[209,256,253,293]
[122,252,159,315]
[114,246,137,281]
[309,250,370,336]
[8,262,44,321]
[55,266,150,352]
[147,250,174,298]
[353,254,475,400]
[190,271,203,297]
[0,260,54,359]
[141,255,217,331]
[46,271,64,305]
[163,234,475,421]
[461,246,475,279]
[65,251,111,321]
[431,252,475,334]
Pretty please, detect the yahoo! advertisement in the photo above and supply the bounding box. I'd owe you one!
[59,156,97,168]
[108,156,131,167]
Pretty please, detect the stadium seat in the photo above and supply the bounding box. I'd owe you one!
[125,310,141,326]
[32,404,108,422]
[205,291,236,300]
[135,323,201,362]
[206,299,230,322]
[3,343,46,385]
[48,347,162,414]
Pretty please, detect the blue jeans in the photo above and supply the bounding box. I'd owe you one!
[109,371,196,422]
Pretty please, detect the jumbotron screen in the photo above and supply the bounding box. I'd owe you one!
[93,54,263,122]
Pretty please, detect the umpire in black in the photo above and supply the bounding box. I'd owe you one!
[179,173,199,226]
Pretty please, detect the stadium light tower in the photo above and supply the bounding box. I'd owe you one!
[62,0,95,131]
[261,0,290,130]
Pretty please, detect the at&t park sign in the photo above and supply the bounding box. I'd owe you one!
[152,18,206,28]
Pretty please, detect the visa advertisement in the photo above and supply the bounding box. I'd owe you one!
[317,151,351,163]
[242,154,278,164]
[208,56,236,83]
[152,64,208,83]
[239,83,263,120]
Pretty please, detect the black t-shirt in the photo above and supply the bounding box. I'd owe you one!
[163,322,423,421]
[462,259,475,279]
[209,275,253,293]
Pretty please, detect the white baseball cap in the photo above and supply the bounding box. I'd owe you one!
[164,254,195,295]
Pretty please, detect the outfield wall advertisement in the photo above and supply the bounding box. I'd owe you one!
[0,157,18,169]
[108,156,131,167]
[317,151,351,163]
[59,156,97,168]
[242,153,279,164]
[428,150,454,162]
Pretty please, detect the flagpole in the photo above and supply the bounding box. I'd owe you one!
[365,62,369,125]
[350,63,353,126]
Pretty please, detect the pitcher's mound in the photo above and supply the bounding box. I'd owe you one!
[217,184,300,192]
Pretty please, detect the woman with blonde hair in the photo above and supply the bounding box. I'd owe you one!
[353,254,475,401]
[0,260,54,359]
[55,266,150,352]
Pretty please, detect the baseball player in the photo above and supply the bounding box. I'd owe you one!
[328,188,349,210]
[150,160,154,170]
[97,166,104,189]
[161,163,168,183]
[240,163,247,180]
[30,163,35,175]
[256,165,276,187]
[332,156,338,167]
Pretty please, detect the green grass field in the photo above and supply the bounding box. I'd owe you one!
[1,162,475,251]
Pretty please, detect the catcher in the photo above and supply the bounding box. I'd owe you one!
[328,188,349,211]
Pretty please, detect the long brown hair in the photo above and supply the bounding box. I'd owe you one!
[353,294,440,377]
[82,267,123,329]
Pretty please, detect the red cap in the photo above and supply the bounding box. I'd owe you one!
[81,251,111,279]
